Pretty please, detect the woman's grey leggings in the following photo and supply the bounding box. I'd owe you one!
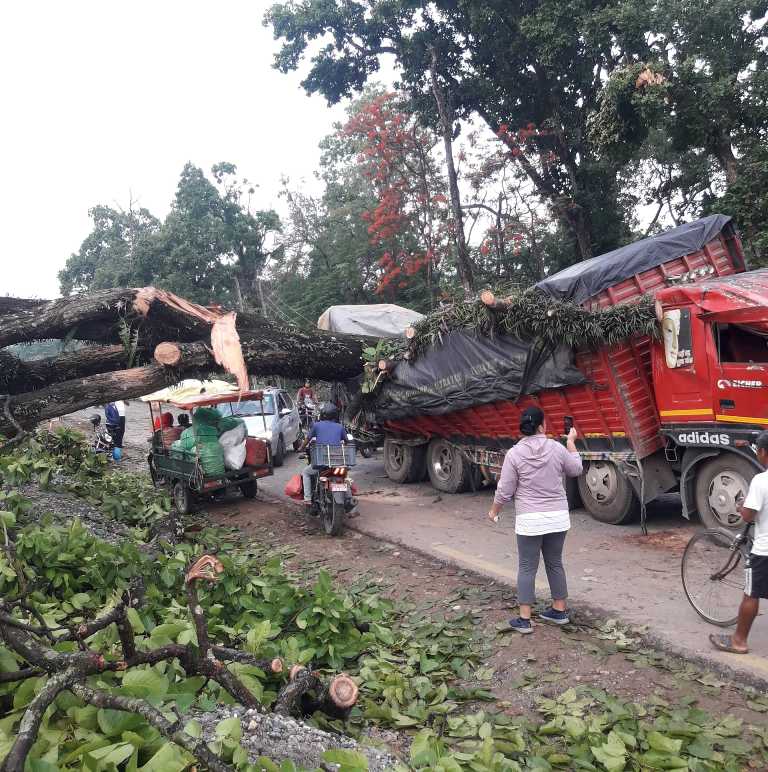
[516,530,568,605]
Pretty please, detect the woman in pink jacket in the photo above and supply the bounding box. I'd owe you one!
[488,406,582,634]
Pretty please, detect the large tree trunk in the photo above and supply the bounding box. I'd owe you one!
[0,287,372,435]
[430,50,475,294]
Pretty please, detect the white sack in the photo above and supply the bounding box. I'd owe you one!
[223,440,247,471]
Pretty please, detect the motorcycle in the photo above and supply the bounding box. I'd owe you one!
[306,440,358,536]
[298,398,317,433]
[346,424,383,459]
[88,414,114,455]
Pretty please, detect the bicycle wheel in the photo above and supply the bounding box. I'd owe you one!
[681,529,744,626]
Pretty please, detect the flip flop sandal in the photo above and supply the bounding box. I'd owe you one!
[709,633,748,654]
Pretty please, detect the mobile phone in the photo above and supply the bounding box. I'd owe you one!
[564,416,574,435]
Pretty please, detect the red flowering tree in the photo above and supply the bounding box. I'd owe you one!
[344,94,451,306]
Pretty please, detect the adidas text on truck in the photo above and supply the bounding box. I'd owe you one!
[676,431,731,446]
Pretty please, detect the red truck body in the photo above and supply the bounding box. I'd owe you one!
[381,218,766,530]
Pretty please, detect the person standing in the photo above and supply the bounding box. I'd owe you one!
[105,400,127,450]
[709,431,768,654]
[487,406,583,634]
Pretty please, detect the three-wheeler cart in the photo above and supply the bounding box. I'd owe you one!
[145,389,273,514]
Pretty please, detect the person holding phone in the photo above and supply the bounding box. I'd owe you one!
[487,406,583,634]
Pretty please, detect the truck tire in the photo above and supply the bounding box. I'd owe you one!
[273,435,285,467]
[384,438,426,483]
[427,439,470,493]
[694,454,755,531]
[577,461,639,525]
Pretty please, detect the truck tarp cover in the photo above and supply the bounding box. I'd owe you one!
[371,331,585,421]
[535,214,733,304]
[317,304,424,337]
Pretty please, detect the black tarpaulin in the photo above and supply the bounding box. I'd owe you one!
[536,214,735,304]
[370,331,585,421]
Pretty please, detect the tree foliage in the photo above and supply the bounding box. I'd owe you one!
[266,0,768,266]
[59,164,281,309]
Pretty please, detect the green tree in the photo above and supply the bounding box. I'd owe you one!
[59,164,281,308]
[59,203,160,295]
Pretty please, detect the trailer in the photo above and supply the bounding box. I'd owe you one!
[378,215,766,530]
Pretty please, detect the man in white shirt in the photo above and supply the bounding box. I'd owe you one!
[710,431,768,654]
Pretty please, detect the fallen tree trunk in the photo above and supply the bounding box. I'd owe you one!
[0,345,135,394]
[154,327,366,381]
[0,364,190,435]
[0,287,375,434]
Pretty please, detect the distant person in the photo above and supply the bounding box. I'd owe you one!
[297,380,316,407]
[178,413,190,428]
[487,406,582,634]
[710,431,768,654]
[105,400,127,449]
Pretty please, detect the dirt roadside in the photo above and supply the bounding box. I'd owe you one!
[68,401,768,684]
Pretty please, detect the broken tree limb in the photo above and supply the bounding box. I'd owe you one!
[152,327,367,382]
[0,363,189,435]
[0,345,135,394]
[274,667,359,719]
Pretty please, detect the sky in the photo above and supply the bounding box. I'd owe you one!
[0,0,356,298]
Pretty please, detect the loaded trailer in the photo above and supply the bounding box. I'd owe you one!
[376,215,768,530]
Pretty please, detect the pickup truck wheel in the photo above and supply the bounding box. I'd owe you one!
[273,435,285,467]
[578,461,638,525]
[172,481,193,515]
[384,438,426,483]
[427,439,470,493]
[695,455,755,530]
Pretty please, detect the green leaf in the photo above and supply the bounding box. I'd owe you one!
[97,709,144,737]
[121,669,169,700]
[637,752,688,770]
[410,730,438,767]
[371,623,394,645]
[0,511,16,528]
[126,607,145,634]
[646,731,683,754]
[138,743,192,772]
[322,749,369,770]
[183,720,202,739]
[215,716,242,743]
[86,741,135,767]
[564,716,586,739]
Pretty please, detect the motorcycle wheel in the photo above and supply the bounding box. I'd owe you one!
[360,446,373,459]
[322,496,345,537]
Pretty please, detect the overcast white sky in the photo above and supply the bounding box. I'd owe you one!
[0,0,356,298]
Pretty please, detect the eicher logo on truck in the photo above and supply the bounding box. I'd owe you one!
[677,430,731,446]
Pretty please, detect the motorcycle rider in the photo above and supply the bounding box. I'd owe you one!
[297,380,316,407]
[300,402,346,504]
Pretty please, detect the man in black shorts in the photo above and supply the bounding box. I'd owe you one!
[710,430,768,654]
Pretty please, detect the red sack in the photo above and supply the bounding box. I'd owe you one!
[284,474,303,500]
[245,437,267,466]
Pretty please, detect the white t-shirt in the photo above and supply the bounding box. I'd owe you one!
[115,400,126,417]
[515,510,570,537]
[743,469,768,556]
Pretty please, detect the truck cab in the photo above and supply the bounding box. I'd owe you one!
[653,270,768,528]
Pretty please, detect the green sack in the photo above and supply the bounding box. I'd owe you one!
[217,415,245,435]
[192,407,221,429]
[198,442,225,477]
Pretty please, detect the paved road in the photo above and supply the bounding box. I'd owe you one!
[261,447,768,684]
[79,401,768,682]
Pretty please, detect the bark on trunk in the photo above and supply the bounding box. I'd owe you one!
[153,325,368,381]
[430,50,475,295]
[0,345,134,393]
[0,364,186,435]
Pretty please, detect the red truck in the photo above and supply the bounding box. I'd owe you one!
[380,215,767,531]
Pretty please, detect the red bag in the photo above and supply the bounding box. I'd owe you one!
[245,437,267,466]
[284,474,303,499]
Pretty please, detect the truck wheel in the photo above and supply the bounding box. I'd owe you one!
[577,461,638,525]
[273,435,285,467]
[694,454,755,531]
[427,439,470,493]
[384,438,426,483]
[172,481,193,515]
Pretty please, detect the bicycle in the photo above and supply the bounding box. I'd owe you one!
[681,522,753,626]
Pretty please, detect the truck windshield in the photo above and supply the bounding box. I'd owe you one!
[219,396,275,417]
